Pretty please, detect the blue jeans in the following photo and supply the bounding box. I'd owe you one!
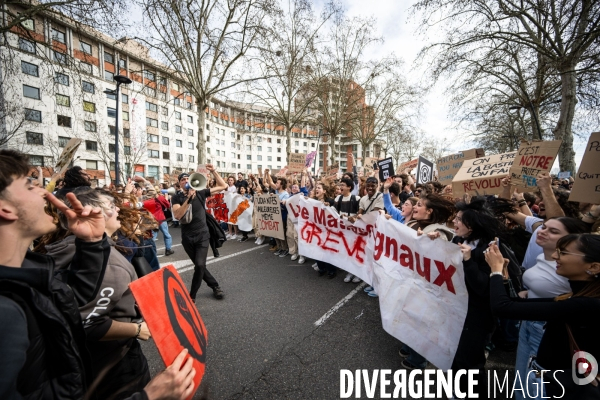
[152,221,172,250]
[401,344,427,369]
[515,320,545,400]
[143,237,160,271]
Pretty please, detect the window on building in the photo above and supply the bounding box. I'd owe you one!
[146,101,158,112]
[123,129,130,138]
[53,51,67,64]
[231,142,235,148]
[161,107,168,116]
[58,136,70,147]
[57,115,71,127]
[303,142,308,147]
[148,150,159,158]
[56,94,70,107]
[175,125,182,133]
[162,136,169,145]
[216,150,220,156]
[85,160,97,170]
[176,140,182,147]
[84,121,97,132]
[277,138,281,144]
[188,129,193,136]
[176,153,183,161]
[312,143,315,148]
[51,28,66,43]
[122,111,129,121]
[295,150,299,153]
[187,115,193,123]
[186,102,192,109]
[257,146,262,151]
[147,134,159,143]
[246,135,251,141]
[26,132,43,145]
[163,151,170,159]
[18,38,35,53]
[173,97,180,106]
[206,123,210,130]
[189,155,194,163]
[161,122,168,130]
[146,118,158,128]
[207,148,211,154]
[55,72,69,86]
[163,166,170,174]
[105,91,116,100]
[108,125,116,135]
[82,81,94,93]
[143,70,155,81]
[21,61,38,77]
[175,111,181,120]
[124,146,131,155]
[104,52,114,64]
[79,62,92,74]
[122,94,128,103]
[23,85,40,99]
[188,142,194,149]
[24,108,41,122]
[80,41,92,54]
[83,101,96,113]
[246,155,251,160]
[108,144,115,153]
[257,155,262,161]
[119,59,127,69]
[107,107,116,118]
[246,145,251,151]
[172,82,180,91]
[267,156,272,161]
[277,157,282,162]
[85,140,97,151]
[104,70,114,81]
[29,155,44,166]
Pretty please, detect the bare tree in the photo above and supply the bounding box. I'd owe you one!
[413,0,600,173]
[385,124,422,166]
[136,0,275,164]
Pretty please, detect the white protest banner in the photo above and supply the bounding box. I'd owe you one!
[227,193,253,231]
[288,153,307,173]
[569,132,600,203]
[55,138,82,174]
[285,193,304,224]
[509,140,562,188]
[255,193,285,240]
[368,214,467,370]
[452,151,516,196]
[297,197,377,284]
[436,148,484,185]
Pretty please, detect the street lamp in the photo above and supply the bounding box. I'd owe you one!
[509,100,543,141]
[104,74,132,185]
[313,131,329,175]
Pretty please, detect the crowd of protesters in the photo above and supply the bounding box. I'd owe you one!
[2,147,600,399]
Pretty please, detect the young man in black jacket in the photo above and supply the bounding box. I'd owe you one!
[0,150,195,400]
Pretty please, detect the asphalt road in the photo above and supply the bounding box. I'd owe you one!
[141,226,517,400]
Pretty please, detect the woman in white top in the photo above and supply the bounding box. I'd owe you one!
[226,176,239,239]
[513,216,589,400]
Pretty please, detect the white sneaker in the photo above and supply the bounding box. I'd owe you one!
[312,263,319,271]
[254,238,259,244]
[298,256,306,264]
[344,273,353,283]
[352,276,361,283]
[290,254,299,261]
[256,237,265,245]
[230,234,237,240]
[226,233,232,239]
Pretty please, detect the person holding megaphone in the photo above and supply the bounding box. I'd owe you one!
[172,165,228,302]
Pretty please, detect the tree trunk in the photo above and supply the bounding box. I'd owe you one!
[329,133,336,168]
[286,127,292,164]
[552,63,577,174]
[197,97,209,164]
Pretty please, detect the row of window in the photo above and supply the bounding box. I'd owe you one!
[147,150,194,162]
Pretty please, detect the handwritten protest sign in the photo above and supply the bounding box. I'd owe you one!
[416,156,434,184]
[378,157,394,181]
[398,158,418,173]
[275,166,288,177]
[509,140,562,188]
[130,265,207,400]
[55,138,82,174]
[288,153,307,173]
[569,132,600,203]
[196,164,211,180]
[368,214,467,370]
[436,148,484,185]
[452,151,516,196]
[255,193,285,239]
[364,157,379,169]
[205,193,229,223]
[297,197,378,284]
[558,171,571,179]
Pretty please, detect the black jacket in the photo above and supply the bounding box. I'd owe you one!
[206,211,227,248]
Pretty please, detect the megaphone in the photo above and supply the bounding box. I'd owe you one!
[161,187,177,195]
[188,173,207,190]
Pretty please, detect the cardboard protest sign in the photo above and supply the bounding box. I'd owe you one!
[436,148,484,185]
[569,132,600,203]
[225,193,253,231]
[255,193,285,240]
[397,158,418,173]
[509,140,562,188]
[55,138,82,174]
[297,197,378,284]
[326,163,339,178]
[275,166,288,177]
[196,164,211,180]
[129,265,207,399]
[305,151,317,168]
[416,156,434,184]
[205,193,229,223]
[377,157,394,181]
[288,153,307,173]
[452,152,516,196]
[364,157,379,170]
[558,171,571,179]
[368,214,467,370]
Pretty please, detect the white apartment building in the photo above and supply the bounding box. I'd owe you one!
[1,7,382,185]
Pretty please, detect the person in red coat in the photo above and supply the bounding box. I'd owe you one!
[135,177,174,256]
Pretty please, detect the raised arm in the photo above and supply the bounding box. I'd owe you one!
[207,164,227,194]
[537,172,564,219]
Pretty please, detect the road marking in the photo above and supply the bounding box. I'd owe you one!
[314,282,367,327]
[159,245,267,272]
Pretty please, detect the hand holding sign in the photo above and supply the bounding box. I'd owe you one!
[143,348,196,400]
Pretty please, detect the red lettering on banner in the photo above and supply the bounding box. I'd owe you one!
[322,230,341,253]
[432,261,457,294]
[414,252,431,282]
[289,203,301,218]
[374,232,384,261]
[300,206,309,220]
[327,215,338,229]
[339,234,366,263]
[206,193,228,223]
[399,244,414,270]
[314,207,326,225]
[385,236,398,261]
[300,221,323,246]
[260,220,280,231]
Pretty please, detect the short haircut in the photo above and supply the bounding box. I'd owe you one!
[389,182,401,197]
[0,149,30,196]
[340,177,354,191]
[277,177,288,189]
[366,177,378,185]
